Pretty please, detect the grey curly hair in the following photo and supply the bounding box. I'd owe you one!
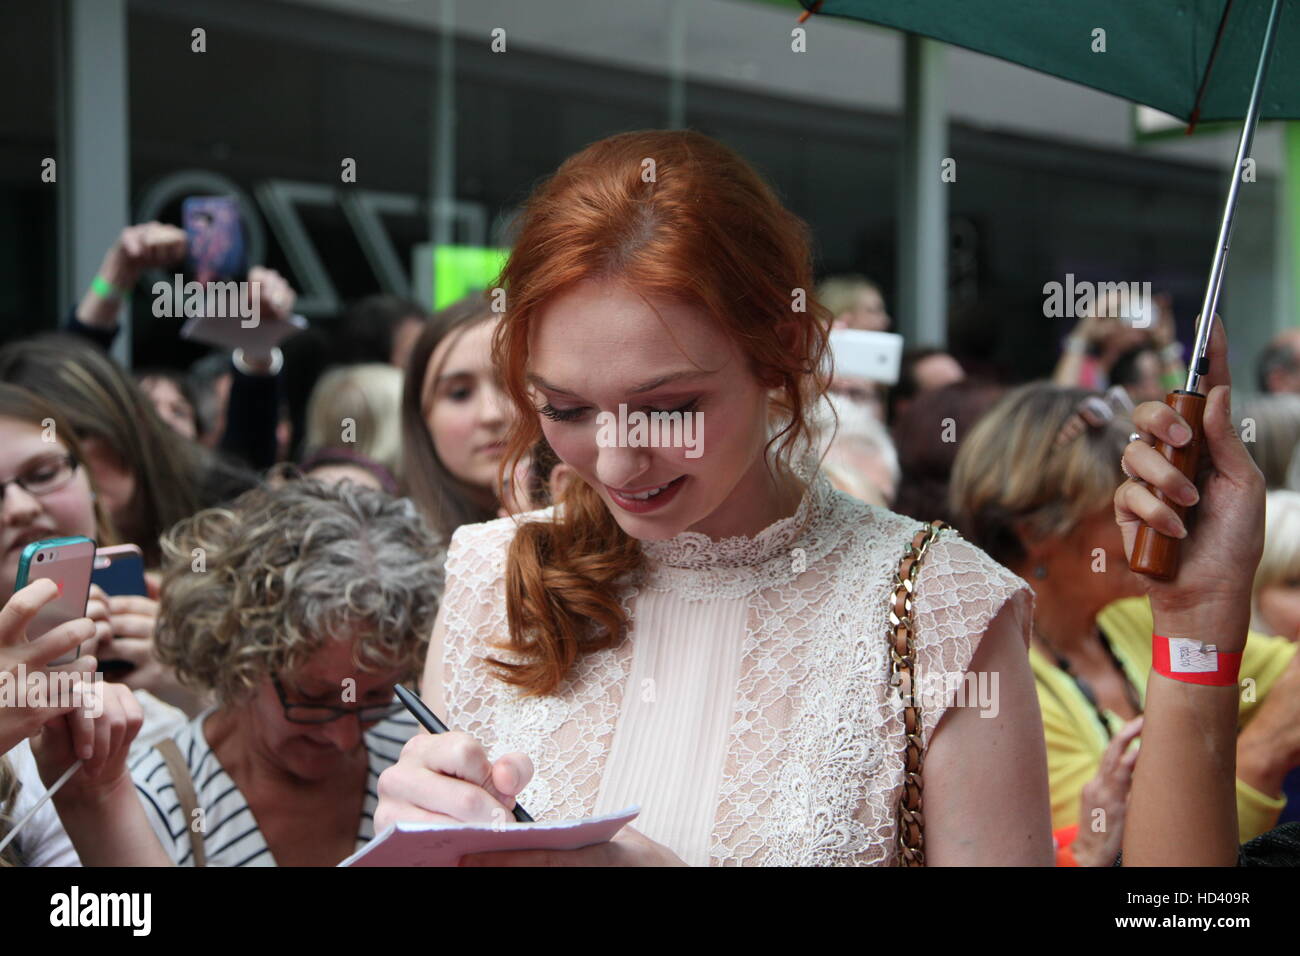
[156,479,444,705]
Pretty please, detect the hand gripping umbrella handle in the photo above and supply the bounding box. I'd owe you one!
[1129,390,1207,580]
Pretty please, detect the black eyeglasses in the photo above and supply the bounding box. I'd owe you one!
[272,675,407,725]
[0,452,80,499]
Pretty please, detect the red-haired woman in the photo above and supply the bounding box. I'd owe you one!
[377,131,1052,865]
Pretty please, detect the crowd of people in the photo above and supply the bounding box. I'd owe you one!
[1,127,1297,867]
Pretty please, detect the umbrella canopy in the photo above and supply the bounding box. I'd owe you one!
[797,0,1298,123]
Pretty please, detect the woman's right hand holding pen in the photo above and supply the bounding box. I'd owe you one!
[375,731,534,830]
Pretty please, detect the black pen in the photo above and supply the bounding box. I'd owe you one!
[393,684,534,823]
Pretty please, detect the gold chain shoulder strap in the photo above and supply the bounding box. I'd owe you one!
[887,519,948,867]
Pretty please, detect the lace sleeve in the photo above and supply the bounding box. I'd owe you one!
[910,529,1034,744]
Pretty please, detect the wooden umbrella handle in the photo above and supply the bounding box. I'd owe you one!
[1129,390,1208,580]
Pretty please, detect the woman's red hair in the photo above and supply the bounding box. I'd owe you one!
[491,129,830,695]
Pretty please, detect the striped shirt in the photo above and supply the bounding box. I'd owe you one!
[129,705,418,867]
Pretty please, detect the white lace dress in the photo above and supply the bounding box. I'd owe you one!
[438,471,1032,865]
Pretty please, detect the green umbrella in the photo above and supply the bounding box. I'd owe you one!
[798,0,1289,578]
[797,0,1296,124]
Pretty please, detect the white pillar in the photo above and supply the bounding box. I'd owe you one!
[60,0,130,365]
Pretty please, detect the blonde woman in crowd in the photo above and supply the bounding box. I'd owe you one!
[1238,392,1300,489]
[1247,490,1300,828]
[815,274,891,332]
[950,380,1300,865]
[1252,490,1300,641]
[304,364,406,487]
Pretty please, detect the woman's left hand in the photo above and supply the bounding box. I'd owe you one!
[1115,314,1263,642]
[96,586,161,692]
[91,576,160,686]
[32,681,144,792]
[457,825,688,867]
[1072,716,1143,867]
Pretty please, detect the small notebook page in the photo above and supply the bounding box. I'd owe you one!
[340,805,640,867]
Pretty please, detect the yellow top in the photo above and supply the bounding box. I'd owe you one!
[1032,595,1296,844]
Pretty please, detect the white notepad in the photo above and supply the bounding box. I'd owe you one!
[340,805,640,867]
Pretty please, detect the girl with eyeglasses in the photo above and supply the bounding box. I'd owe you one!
[0,385,169,866]
[0,335,259,569]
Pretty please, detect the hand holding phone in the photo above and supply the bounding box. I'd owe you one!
[90,545,146,677]
[15,537,96,665]
[107,222,188,288]
[828,329,905,386]
[0,578,97,757]
[92,570,177,705]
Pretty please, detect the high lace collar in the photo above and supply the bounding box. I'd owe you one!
[639,468,832,572]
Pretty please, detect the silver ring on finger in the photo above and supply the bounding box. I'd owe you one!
[1128,431,1143,445]
[1119,452,1144,484]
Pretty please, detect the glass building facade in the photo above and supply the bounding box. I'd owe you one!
[1,0,1294,384]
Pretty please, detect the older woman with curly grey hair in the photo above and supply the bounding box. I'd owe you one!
[129,480,443,866]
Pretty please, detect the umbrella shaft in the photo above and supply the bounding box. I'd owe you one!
[1188,0,1284,393]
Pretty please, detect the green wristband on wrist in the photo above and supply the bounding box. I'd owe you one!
[90,275,123,300]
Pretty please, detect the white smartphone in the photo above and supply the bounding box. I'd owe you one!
[829,329,905,386]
